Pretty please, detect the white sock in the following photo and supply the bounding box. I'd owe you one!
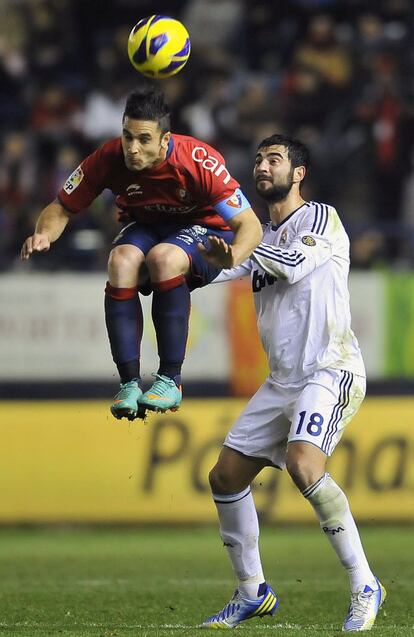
[303,473,376,593]
[213,487,265,599]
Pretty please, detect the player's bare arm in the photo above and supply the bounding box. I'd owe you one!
[21,200,71,260]
[198,235,235,269]
[198,208,262,269]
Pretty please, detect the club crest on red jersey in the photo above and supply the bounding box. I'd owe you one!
[176,187,191,202]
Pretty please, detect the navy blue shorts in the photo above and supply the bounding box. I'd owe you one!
[112,221,234,290]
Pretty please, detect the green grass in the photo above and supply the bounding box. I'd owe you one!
[0,527,412,636]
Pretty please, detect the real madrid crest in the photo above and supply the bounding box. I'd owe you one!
[279,229,288,246]
[302,235,316,246]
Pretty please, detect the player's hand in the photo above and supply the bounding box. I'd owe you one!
[20,234,51,260]
[197,235,236,268]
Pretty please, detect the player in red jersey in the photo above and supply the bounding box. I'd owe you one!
[21,85,263,418]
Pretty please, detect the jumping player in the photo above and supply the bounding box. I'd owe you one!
[200,134,385,631]
[20,85,262,419]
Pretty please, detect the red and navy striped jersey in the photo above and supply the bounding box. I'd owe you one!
[58,133,251,229]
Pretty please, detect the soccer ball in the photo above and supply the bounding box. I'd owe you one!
[128,15,191,79]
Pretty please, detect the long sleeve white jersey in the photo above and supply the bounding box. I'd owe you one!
[214,201,365,383]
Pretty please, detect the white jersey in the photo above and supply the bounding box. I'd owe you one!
[214,201,365,383]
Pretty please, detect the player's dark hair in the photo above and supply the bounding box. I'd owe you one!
[257,134,310,171]
[123,85,171,133]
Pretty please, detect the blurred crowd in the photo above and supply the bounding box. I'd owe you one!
[1,0,414,271]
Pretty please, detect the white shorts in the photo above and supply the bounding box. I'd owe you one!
[224,368,366,469]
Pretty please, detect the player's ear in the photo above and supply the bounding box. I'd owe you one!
[294,165,306,184]
[161,131,171,149]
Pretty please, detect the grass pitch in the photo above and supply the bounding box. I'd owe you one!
[0,526,412,636]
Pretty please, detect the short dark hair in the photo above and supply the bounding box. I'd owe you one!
[123,85,171,133]
[257,134,310,171]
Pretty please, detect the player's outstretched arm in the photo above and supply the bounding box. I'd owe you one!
[21,200,71,260]
[226,208,262,266]
[197,235,235,269]
[253,232,332,284]
[198,208,262,269]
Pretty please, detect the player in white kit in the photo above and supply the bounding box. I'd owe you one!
[199,134,386,631]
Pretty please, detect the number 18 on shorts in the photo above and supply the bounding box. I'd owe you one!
[224,368,366,469]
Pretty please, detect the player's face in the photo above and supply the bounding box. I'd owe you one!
[122,117,170,171]
[254,145,296,203]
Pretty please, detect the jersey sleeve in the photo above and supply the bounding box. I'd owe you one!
[212,258,253,283]
[57,144,111,213]
[185,140,252,218]
[253,205,337,284]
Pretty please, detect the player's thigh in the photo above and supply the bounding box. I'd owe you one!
[225,377,291,469]
[112,221,162,255]
[109,223,159,286]
[288,369,366,456]
[146,241,191,280]
[163,225,235,290]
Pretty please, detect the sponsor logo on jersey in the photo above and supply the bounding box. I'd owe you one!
[144,204,198,213]
[252,269,276,292]
[226,193,242,208]
[126,183,143,196]
[280,229,288,246]
[63,166,84,194]
[302,235,316,246]
[191,146,231,184]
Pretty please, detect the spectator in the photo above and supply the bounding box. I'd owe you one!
[1,0,414,270]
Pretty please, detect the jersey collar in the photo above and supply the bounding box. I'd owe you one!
[271,202,310,231]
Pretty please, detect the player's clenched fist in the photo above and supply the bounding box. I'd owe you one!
[20,234,51,260]
[19,201,70,261]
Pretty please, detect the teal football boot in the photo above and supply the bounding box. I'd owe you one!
[110,379,143,420]
[139,374,182,412]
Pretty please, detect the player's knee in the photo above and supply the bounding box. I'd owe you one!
[107,246,144,287]
[286,454,320,491]
[146,244,188,278]
[209,464,240,495]
[108,245,143,274]
[286,442,327,491]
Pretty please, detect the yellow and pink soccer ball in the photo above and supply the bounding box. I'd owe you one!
[128,15,191,79]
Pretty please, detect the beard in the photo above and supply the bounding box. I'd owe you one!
[255,170,294,203]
